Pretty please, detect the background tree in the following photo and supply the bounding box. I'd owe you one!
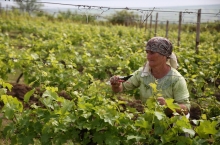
[57,10,96,23]
[107,10,139,26]
[14,0,44,13]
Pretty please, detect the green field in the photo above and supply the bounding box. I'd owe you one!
[0,10,220,145]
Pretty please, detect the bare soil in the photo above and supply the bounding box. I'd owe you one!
[2,83,202,120]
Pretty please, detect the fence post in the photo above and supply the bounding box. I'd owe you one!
[126,16,129,26]
[132,16,133,27]
[196,9,201,54]
[178,11,182,47]
[145,15,148,32]
[149,15,152,36]
[139,15,142,30]
[166,20,169,38]
[0,3,1,15]
[135,16,138,30]
[6,4,8,16]
[154,13,158,37]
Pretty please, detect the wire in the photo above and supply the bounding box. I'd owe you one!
[2,6,220,24]
[3,0,220,15]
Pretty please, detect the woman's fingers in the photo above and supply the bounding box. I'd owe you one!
[110,76,119,84]
[157,97,166,105]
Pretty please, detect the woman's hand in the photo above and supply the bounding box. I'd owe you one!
[110,76,124,93]
[157,97,189,116]
[157,97,166,105]
[110,76,124,86]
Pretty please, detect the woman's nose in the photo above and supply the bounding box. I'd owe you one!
[147,53,152,59]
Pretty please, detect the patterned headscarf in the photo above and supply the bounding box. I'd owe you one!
[145,37,173,57]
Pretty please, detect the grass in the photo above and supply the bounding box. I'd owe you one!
[7,69,24,84]
[0,113,11,145]
[0,69,23,145]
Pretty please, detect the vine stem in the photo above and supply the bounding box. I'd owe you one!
[151,84,177,134]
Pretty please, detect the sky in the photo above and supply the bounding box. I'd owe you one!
[1,0,220,8]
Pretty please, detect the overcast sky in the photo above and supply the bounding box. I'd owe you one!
[1,0,220,8]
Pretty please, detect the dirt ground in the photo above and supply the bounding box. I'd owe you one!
[2,83,203,120]
[6,83,72,102]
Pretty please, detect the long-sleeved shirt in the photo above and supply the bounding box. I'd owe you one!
[122,67,191,110]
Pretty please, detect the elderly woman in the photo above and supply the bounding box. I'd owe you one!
[110,37,190,116]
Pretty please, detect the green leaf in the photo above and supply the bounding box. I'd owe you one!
[19,135,34,145]
[0,88,7,96]
[149,83,157,93]
[46,86,58,92]
[127,135,145,141]
[195,120,218,138]
[82,112,92,118]
[154,120,167,135]
[40,133,51,144]
[161,129,177,143]
[175,116,191,128]
[135,117,149,128]
[182,128,195,136]
[60,101,74,115]
[4,106,15,119]
[146,97,156,109]
[41,97,54,109]
[104,109,119,126]
[1,95,23,115]
[126,106,137,113]
[0,80,13,91]
[93,131,105,144]
[104,132,120,145]
[154,111,164,120]
[42,90,58,100]
[78,102,94,111]
[165,98,180,112]
[24,88,35,103]
[0,118,2,128]
[31,53,39,60]
[176,136,192,145]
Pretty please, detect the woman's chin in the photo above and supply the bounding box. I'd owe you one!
[148,63,155,68]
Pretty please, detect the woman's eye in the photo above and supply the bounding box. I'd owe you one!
[146,51,154,54]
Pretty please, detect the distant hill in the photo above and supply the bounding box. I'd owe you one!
[41,4,220,23]
[1,1,219,23]
[146,4,220,23]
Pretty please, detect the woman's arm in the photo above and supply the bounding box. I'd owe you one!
[172,73,191,112]
[157,97,189,115]
[110,76,124,93]
[176,104,189,115]
[111,82,123,93]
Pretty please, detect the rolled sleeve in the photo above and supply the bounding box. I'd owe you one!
[173,77,191,110]
[123,70,141,91]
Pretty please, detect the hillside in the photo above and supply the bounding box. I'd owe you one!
[0,7,220,145]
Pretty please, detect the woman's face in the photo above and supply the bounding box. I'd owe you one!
[146,50,166,68]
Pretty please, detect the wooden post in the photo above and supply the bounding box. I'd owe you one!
[0,3,1,15]
[125,16,128,26]
[136,18,138,30]
[149,15,152,36]
[166,20,169,38]
[145,15,148,32]
[135,16,138,30]
[139,15,142,30]
[160,21,163,30]
[178,11,182,47]
[6,5,8,16]
[154,13,158,37]
[133,16,135,27]
[196,9,201,54]
[86,14,89,24]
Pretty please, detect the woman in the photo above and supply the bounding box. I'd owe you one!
[110,37,190,115]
